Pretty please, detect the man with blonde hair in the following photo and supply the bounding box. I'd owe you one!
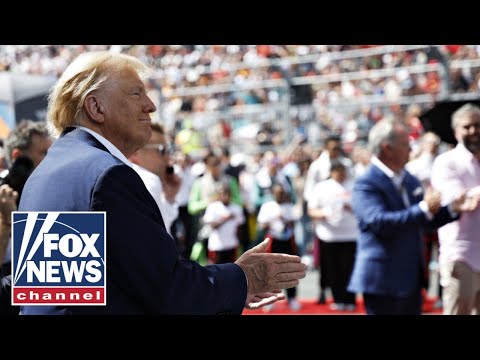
[18,51,306,315]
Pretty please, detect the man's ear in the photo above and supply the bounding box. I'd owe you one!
[83,94,105,124]
[11,148,22,162]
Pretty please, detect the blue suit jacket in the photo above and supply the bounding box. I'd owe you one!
[347,164,458,297]
[18,128,247,315]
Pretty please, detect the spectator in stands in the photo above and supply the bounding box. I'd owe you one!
[18,51,306,315]
[175,119,203,158]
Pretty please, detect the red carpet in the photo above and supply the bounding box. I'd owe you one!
[243,297,443,315]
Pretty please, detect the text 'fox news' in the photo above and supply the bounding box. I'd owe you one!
[11,212,106,306]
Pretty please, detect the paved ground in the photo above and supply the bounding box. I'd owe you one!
[296,259,441,301]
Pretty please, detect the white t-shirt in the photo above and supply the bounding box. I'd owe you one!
[308,178,358,242]
[203,201,244,252]
[257,201,300,240]
[132,163,178,236]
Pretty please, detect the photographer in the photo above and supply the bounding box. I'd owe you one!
[1,120,52,275]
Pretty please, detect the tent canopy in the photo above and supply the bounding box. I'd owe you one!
[0,72,56,133]
[0,72,56,104]
[419,99,480,145]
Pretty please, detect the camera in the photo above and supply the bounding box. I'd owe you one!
[0,155,34,205]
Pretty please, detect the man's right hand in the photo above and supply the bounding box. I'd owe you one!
[424,187,442,214]
[235,238,307,296]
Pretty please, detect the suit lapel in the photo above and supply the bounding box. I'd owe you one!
[370,165,407,208]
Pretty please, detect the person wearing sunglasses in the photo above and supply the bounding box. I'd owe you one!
[130,122,180,236]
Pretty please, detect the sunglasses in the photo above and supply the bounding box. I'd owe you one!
[144,144,173,156]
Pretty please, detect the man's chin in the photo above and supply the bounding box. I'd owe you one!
[143,127,152,142]
[465,142,480,153]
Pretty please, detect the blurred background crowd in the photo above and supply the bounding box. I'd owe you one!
[1,45,479,314]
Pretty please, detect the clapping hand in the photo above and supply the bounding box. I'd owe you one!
[451,191,480,213]
[424,187,442,214]
[0,184,18,217]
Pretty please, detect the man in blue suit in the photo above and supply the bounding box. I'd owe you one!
[348,118,478,315]
[18,51,306,315]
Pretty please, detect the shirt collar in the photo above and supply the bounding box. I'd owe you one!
[131,163,158,182]
[76,126,133,168]
[371,156,405,187]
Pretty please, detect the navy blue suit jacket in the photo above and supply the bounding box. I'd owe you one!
[18,128,247,315]
[348,164,458,298]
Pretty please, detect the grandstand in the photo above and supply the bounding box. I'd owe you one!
[1,45,480,152]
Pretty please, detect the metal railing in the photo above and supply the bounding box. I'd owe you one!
[154,45,434,80]
[155,46,480,152]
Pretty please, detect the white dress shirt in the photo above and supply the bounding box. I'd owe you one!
[132,163,178,236]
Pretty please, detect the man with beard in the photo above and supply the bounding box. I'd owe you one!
[431,103,480,315]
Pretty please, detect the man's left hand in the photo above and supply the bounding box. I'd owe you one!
[244,290,285,310]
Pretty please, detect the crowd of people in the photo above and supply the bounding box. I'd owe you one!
[0,45,479,315]
[2,45,480,147]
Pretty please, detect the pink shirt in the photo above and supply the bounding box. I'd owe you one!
[431,144,480,272]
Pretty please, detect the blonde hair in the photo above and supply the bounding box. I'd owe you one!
[47,51,153,137]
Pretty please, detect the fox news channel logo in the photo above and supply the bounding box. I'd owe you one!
[11,212,106,306]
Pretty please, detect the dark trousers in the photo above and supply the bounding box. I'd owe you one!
[172,205,196,259]
[209,248,237,264]
[238,207,251,253]
[363,290,423,315]
[270,237,297,300]
[321,241,356,305]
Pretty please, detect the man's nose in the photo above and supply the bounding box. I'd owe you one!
[144,95,157,113]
